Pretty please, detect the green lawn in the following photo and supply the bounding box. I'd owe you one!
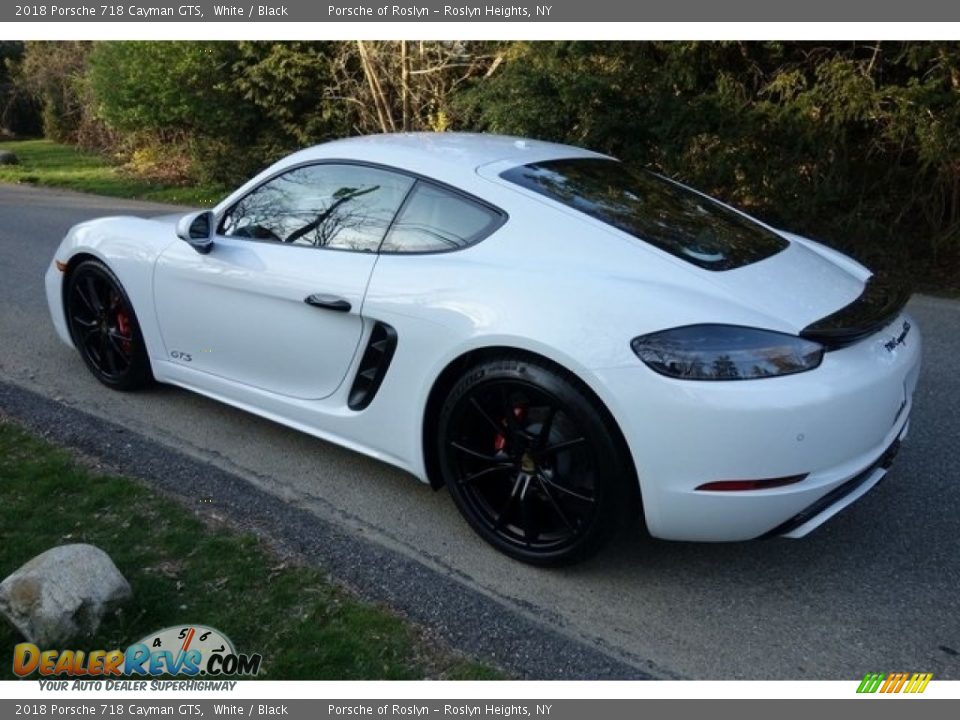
[0,139,224,206]
[0,419,500,681]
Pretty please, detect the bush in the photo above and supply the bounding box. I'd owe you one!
[87,42,254,183]
[8,41,960,289]
[89,41,353,184]
[458,41,960,284]
[14,42,103,145]
[0,42,41,137]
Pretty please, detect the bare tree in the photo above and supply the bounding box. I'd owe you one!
[327,41,506,135]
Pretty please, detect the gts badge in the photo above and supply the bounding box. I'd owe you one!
[170,350,193,362]
[884,321,911,352]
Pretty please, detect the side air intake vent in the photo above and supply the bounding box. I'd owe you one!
[348,322,398,411]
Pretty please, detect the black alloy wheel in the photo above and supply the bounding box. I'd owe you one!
[65,259,152,391]
[438,356,635,566]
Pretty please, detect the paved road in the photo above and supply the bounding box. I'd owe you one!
[1,184,958,679]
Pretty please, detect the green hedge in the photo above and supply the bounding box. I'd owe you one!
[3,41,958,290]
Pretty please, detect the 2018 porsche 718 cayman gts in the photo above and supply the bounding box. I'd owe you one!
[45,133,922,565]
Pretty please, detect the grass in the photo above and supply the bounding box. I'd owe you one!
[0,419,500,681]
[0,139,225,206]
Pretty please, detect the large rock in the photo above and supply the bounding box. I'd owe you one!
[0,151,18,165]
[0,544,132,645]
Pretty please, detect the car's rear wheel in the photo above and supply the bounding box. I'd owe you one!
[437,356,635,566]
[65,259,152,391]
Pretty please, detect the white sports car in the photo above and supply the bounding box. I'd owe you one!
[45,133,922,565]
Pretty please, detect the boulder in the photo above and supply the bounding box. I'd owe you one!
[0,544,132,646]
[0,151,18,165]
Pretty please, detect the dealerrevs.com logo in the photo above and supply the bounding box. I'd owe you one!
[13,625,262,679]
[857,672,933,694]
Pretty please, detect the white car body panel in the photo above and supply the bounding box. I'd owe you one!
[44,132,923,545]
[478,158,869,332]
[594,311,920,540]
[153,236,374,400]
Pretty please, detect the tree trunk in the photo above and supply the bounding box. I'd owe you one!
[356,41,396,133]
[401,41,410,132]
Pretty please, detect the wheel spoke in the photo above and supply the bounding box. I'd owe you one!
[493,475,523,530]
[458,463,513,486]
[107,327,131,342]
[537,405,557,448]
[83,275,104,314]
[73,286,96,315]
[469,397,503,435]
[72,317,99,340]
[541,475,596,504]
[541,436,586,456]
[84,333,102,361]
[520,483,540,545]
[497,384,520,433]
[106,332,130,360]
[450,441,502,463]
[538,477,576,532]
[100,334,118,374]
[80,329,101,346]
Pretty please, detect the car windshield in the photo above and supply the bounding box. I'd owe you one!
[500,158,788,270]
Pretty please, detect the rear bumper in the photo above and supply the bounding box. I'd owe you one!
[593,311,922,541]
[761,429,903,539]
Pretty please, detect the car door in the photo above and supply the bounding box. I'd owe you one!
[153,162,415,400]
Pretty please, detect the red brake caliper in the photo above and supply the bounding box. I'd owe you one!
[115,304,132,354]
[493,406,526,453]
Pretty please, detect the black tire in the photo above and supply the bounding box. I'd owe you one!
[437,355,635,566]
[64,259,153,391]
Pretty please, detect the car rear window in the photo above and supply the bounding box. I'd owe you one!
[500,158,788,270]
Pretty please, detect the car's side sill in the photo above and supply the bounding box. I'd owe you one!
[152,359,423,482]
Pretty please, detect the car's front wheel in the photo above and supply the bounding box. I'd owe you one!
[65,259,153,391]
[437,355,636,566]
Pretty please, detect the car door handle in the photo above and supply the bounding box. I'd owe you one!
[304,293,352,312]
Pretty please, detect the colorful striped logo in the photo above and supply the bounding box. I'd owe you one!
[857,672,933,694]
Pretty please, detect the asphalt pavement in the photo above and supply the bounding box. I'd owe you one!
[1,183,958,679]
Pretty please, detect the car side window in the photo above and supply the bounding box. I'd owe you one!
[380,182,502,253]
[219,164,414,252]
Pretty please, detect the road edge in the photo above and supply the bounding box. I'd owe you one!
[0,379,659,680]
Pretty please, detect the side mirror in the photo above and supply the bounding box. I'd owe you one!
[176,211,215,254]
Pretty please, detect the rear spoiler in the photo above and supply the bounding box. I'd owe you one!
[800,275,911,350]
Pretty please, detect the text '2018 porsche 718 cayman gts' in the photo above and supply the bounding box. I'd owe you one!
[46,133,922,565]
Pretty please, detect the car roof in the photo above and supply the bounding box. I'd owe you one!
[280,132,609,180]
